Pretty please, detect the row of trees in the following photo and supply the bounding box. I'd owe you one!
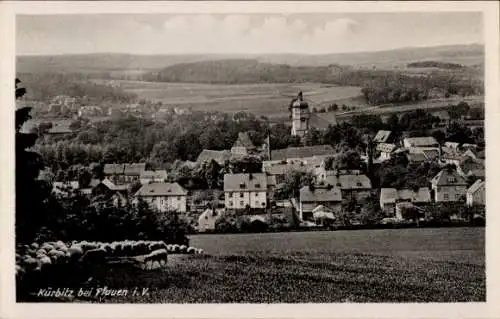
[19,72,137,104]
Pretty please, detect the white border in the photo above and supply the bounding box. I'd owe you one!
[1,1,499,319]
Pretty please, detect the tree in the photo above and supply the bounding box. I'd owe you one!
[445,121,473,144]
[15,78,51,243]
[338,150,363,171]
[448,102,470,120]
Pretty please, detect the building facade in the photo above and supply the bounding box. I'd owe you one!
[431,169,468,202]
[224,173,268,210]
[134,182,188,212]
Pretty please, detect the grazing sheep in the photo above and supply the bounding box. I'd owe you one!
[187,247,196,254]
[143,248,168,270]
[31,243,39,250]
[166,244,173,252]
[66,245,84,263]
[197,249,204,255]
[148,241,167,252]
[172,244,180,253]
[80,248,107,265]
[55,241,66,249]
[132,242,149,255]
[179,245,188,254]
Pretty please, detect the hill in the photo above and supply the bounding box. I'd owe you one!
[17,44,484,75]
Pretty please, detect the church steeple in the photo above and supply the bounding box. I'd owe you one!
[290,90,310,137]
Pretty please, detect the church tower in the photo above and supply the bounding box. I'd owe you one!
[290,91,310,137]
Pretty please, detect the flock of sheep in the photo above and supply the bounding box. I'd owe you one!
[16,240,205,280]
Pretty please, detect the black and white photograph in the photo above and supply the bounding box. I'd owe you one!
[1,0,499,315]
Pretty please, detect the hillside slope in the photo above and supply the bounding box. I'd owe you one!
[17,44,484,74]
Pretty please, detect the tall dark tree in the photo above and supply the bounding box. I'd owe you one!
[16,78,51,243]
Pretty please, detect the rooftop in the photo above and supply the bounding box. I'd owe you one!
[380,187,431,204]
[300,185,342,202]
[271,145,335,161]
[135,182,187,197]
[431,169,468,186]
[404,136,439,147]
[224,173,268,192]
[373,130,392,143]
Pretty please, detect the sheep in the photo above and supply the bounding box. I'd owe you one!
[187,247,196,254]
[172,244,180,253]
[142,248,168,270]
[66,245,84,263]
[80,248,107,265]
[31,242,39,250]
[55,241,66,250]
[196,249,204,255]
[166,244,173,252]
[179,245,188,254]
[132,241,149,255]
[148,241,167,252]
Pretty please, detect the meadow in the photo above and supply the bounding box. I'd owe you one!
[98,80,364,118]
[27,227,485,303]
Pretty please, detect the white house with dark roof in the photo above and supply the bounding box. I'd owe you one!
[299,185,342,221]
[466,179,485,206]
[224,173,268,210]
[431,168,468,202]
[376,143,397,161]
[134,182,188,212]
[380,187,431,217]
[323,173,372,201]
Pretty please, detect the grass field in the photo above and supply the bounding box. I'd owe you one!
[98,80,364,118]
[26,227,485,303]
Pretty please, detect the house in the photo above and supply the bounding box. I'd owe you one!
[197,149,232,166]
[270,145,335,163]
[373,130,393,144]
[140,170,168,184]
[380,187,431,217]
[430,168,468,202]
[197,208,224,232]
[231,132,256,157]
[376,143,397,161]
[52,181,80,195]
[457,156,485,180]
[403,137,439,148]
[299,185,342,221]
[466,179,485,206]
[103,163,146,185]
[444,141,460,149]
[263,161,313,186]
[134,182,188,212]
[224,173,268,210]
[323,173,372,201]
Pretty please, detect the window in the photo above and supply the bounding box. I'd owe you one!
[240,201,244,206]
[301,118,306,122]
[228,201,232,207]
[228,193,233,198]
[443,193,449,200]
[177,196,181,201]
[255,184,261,188]
[455,194,461,200]
[240,192,244,198]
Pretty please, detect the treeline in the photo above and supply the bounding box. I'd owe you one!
[18,72,137,104]
[407,61,464,69]
[142,59,482,106]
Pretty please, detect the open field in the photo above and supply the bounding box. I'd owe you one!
[25,227,485,303]
[97,80,364,118]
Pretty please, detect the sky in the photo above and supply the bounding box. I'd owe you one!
[16,12,483,55]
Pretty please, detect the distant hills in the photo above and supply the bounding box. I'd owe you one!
[17,44,484,75]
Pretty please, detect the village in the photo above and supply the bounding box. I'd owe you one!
[46,92,486,233]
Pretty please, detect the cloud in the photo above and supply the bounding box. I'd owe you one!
[158,15,361,54]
